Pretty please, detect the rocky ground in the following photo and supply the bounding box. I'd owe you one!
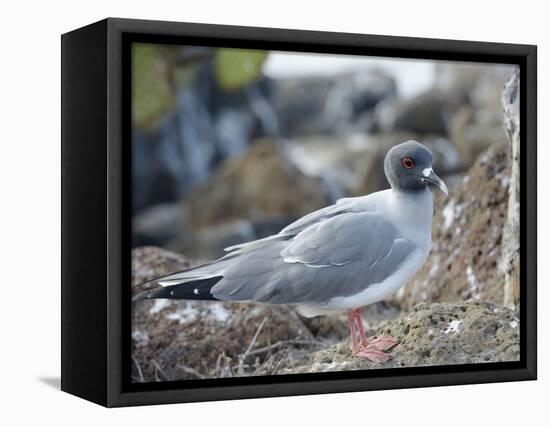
[285,301,519,374]
[132,246,401,382]
[132,245,520,382]
[132,246,325,381]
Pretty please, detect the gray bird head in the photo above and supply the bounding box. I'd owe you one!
[384,140,448,196]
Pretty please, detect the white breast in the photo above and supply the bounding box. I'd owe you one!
[299,187,434,315]
[322,247,428,311]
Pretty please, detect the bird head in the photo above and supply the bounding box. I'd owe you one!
[384,140,448,196]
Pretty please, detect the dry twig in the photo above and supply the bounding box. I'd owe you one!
[132,354,145,382]
[151,360,169,382]
[237,317,268,375]
[177,365,208,380]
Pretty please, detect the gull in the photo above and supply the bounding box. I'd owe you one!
[134,140,448,363]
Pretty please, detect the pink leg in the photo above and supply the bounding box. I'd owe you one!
[351,308,368,347]
[347,311,359,354]
[347,308,398,364]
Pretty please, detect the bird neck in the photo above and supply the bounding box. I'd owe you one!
[387,186,433,243]
[390,185,433,205]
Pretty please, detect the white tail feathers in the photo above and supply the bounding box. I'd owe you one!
[158,271,224,287]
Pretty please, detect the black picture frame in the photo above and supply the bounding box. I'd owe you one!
[61,17,537,407]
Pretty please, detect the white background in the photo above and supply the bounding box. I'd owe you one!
[1,0,546,424]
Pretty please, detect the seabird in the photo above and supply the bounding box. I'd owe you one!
[135,140,448,363]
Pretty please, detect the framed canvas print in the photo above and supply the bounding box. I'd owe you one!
[61,18,537,407]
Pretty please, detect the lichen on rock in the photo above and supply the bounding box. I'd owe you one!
[500,69,521,311]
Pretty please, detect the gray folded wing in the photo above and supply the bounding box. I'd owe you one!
[223,199,358,255]
[211,212,416,305]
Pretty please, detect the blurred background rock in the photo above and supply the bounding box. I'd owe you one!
[131,44,514,259]
[130,44,520,381]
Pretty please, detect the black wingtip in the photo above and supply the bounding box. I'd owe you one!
[132,291,152,302]
[132,276,223,302]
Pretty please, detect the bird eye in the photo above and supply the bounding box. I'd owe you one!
[401,157,415,169]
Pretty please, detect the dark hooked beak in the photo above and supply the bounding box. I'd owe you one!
[421,168,448,196]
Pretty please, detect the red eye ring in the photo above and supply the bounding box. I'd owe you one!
[402,157,415,169]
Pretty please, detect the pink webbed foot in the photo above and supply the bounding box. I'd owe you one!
[353,347,393,364]
[368,335,399,351]
[347,308,398,364]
